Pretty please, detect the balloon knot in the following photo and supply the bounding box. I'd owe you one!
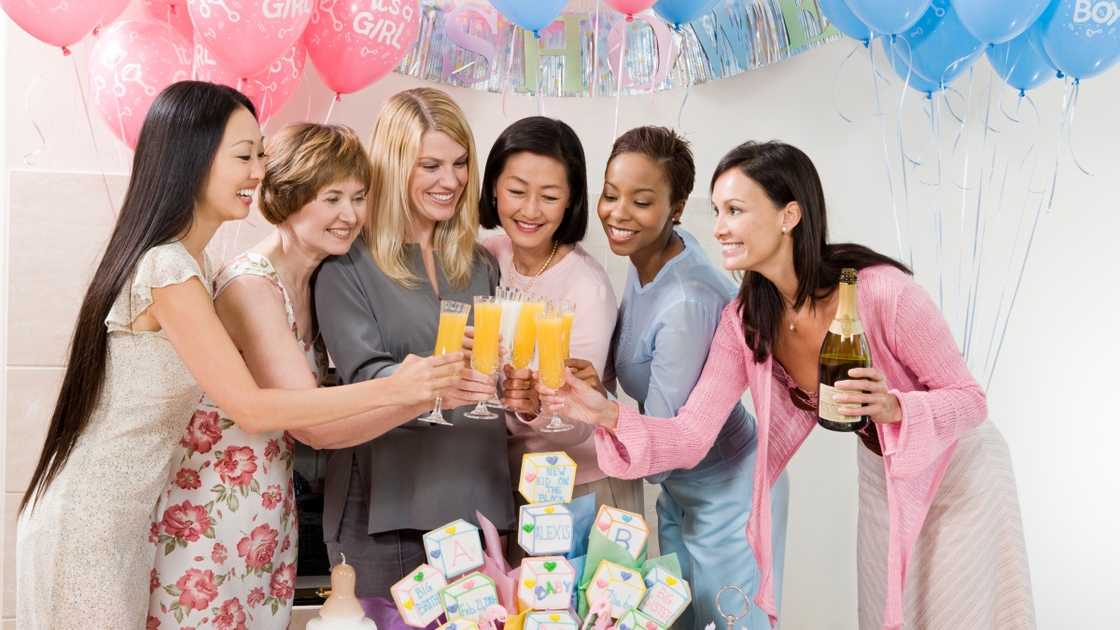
[61,46,72,57]
[626,15,635,23]
[335,93,342,102]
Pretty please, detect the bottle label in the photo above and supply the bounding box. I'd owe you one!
[828,319,864,337]
[818,383,862,424]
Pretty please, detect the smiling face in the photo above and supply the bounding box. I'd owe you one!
[408,130,469,226]
[596,152,680,258]
[283,178,368,258]
[196,106,265,224]
[711,167,797,273]
[495,151,571,253]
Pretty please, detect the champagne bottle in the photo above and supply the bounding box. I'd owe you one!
[817,267,871,432]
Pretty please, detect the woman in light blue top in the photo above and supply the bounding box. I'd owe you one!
[591,127,790,630]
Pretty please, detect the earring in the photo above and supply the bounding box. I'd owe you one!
[781,226,788,233]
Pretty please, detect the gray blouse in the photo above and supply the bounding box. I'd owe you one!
[314,238,516,539]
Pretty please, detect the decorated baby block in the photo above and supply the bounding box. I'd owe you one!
[593,505,649,561]
[519,451,577,504]
[523,610,581,630]
[615,608,664,630]
[638,568,691,628]
[441,572,500,623]
[585,561,648,619]
[391,563,449,628]
[423,519,484,578]
[518,502,574,556]
[517,556,577,611]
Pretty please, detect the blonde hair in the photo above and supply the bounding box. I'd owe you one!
[259,123,372,225]
[365,87,482,288]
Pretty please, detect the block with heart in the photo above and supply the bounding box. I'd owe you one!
[615,608,664,630]
[517,556,577,611]
[585,560,648,619]
[423,518,484,579]
[440,572,500,623]
[522,610,580,630]
[592,505,649,560]
[638,567,691,628]
[436,621,480,630]
[391,563,449,627]
[518,502,574,556]
[518,451,577,504]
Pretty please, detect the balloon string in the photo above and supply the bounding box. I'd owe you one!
[612,16,630,142]
[675,28,690,130]
[868,38,907,266]
[22,75,47,167]
[928,95,945,310]
[1062,80,1092,176]
[890,37,916,270]
[72,55,117,217]
[963,70,997,359]
[832,41,863,124]
[323,93,339,124]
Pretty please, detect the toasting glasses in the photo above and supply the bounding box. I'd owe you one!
[535,302,575,433]
[420,299,470,426]
[465,295,502,420]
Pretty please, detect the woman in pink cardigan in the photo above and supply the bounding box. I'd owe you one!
[540,141,1034,629]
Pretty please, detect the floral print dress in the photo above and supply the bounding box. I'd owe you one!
[148,253,323,629]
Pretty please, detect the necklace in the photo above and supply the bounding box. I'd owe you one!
[520,241,559,295]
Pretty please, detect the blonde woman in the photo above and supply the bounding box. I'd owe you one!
[314,87,514,596]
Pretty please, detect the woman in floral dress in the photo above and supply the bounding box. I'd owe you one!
[148,123,495,629]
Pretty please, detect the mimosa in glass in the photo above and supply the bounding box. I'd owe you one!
[465,296,502,420]
[536,306,573,433]
[420,300,470,426]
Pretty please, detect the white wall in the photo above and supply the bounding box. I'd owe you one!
[3,13,1118,628]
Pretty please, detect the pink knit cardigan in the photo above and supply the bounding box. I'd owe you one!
[593,265,987,630]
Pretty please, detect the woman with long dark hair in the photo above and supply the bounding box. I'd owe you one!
[16,82,468,629]
[542,141,1034,629]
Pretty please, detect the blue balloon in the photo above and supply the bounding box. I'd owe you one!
[653,0,721,27]
[887,43,943,95]
[845,0,932,34]
[951,0,1050,44]
[986,29,1058,92]
[820,0,872,42]
[893,0,985,86]
[1035,0,1120,80]
[489,0,567,34]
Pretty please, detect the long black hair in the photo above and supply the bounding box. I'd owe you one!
[711,141,910,363]
[20,81,256,514]
[479,116,589,244]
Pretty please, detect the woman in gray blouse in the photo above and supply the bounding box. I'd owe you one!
[313,88,515,596]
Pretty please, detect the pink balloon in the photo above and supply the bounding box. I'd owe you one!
[89,19,193,149]
[144,0,194,40]
[98,0,133,29]
[304,0,421,96]
[188,0,312,79]
[604,0,657,17]
[195,39,307,124]
[1,0,103,52]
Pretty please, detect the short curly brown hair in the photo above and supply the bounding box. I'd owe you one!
[259,123,372,225]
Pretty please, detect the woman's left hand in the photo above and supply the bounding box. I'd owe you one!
[834,367,902,424]
[460,326,474,366]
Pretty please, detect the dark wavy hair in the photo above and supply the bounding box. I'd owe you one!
[21,81,256,514]
[480,116,588,244]
[712,141,910,363]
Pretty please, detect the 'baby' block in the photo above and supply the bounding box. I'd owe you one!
[518,503,574,556]
[585,560,648,619]
[441,572,500,623]
[523,611,580,630]
[593,505,649,560]
[615,608,664,630]
[638,568,691,628]
[519,451,577,504]
[517,556,577,611]
[423,519,484,578]
[391,563,448,628]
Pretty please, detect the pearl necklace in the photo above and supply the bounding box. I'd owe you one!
[520,241,559,295]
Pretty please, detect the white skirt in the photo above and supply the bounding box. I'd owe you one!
[857,421,1036,629]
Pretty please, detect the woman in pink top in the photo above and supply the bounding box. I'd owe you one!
[479,117,643,518]
[542,141,1034,629]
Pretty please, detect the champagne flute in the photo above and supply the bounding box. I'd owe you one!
[511,295,546,371]
[536,305,574,433]
[465,296,501,420]
[420,299,470,426]
[491,286,524,409]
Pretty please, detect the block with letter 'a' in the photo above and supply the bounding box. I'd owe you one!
[423,518,484,579]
